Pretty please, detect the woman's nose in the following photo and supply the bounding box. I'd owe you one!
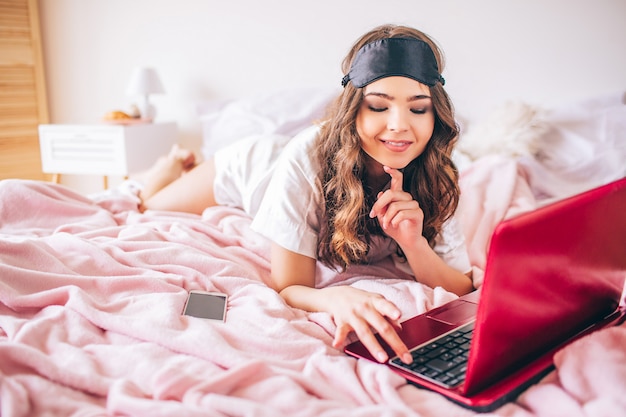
[387,109,409,132]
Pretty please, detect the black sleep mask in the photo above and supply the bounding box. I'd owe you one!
[341,38,445,88]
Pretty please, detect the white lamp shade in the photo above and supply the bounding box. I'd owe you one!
[126,67,165,96]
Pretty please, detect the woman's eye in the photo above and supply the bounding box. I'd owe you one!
[368,106,387,112]
[411,108,428,114]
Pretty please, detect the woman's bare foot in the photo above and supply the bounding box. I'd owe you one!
[134,144,196,201]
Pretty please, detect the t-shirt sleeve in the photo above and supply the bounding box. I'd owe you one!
[432,214,471,273]
[250,127,323,259]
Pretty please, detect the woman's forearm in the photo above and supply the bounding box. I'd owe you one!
[279,284,331,313]
[404,237,474,296]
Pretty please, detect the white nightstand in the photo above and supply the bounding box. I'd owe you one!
[38,122,178,188]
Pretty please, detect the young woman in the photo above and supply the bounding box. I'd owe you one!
[138,24,474,366]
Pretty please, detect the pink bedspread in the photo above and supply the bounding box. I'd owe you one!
[1,157,625,416]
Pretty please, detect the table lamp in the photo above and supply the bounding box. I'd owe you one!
[125,67,165,121]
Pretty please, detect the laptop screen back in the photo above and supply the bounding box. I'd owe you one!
[464,178,626,395]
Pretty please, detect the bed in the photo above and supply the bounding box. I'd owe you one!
[1,88,625,416]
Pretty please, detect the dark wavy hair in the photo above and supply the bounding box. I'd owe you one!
[315,24,460,270]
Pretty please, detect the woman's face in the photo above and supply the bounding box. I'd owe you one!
[356,76,435,171]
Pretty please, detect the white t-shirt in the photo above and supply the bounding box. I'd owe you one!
[213,125,471,274]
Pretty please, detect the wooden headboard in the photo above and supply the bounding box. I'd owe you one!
[0,0,50,181]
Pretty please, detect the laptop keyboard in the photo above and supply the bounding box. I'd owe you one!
[390,321,475,388]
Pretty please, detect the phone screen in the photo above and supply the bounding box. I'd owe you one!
[182,291,228,321]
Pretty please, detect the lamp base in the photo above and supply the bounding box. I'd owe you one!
[137,95,156,121]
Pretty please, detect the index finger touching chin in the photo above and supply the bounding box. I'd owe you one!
[383,166,404,192]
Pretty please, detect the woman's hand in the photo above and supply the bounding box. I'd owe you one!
[369,166,424,250]
[321,285,413,365]
[272,238,413,365]
[369,166,474,296]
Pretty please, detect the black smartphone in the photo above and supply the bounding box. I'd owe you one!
[182,290,228,321]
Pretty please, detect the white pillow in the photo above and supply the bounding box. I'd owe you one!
[198,86,339,159]
[521,91,626,199]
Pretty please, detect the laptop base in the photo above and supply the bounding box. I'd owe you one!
[360,307,625,412]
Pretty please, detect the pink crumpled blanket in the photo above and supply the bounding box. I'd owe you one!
[0,155,624,417]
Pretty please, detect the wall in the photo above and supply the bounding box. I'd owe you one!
[38,0,626,194]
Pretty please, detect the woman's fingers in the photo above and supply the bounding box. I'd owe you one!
[370,189,413,219]
[343,315,391,363]
[332,323,353,349]
[364,324,411,365]
[333,296,412,365]
[369,166,422,232]
[378,200,422,230]
[384,165,403,192]
[370,166,413,221]
[367,298,412,364]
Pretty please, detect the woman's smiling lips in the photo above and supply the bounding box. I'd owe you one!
[380,139,412,152]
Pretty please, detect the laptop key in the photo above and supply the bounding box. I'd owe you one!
[426,358,458,373]
[424,369,440,378]
[426,347,448,359]
[446,363,468,378]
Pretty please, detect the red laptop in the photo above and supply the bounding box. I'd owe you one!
[345,177,626,411]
